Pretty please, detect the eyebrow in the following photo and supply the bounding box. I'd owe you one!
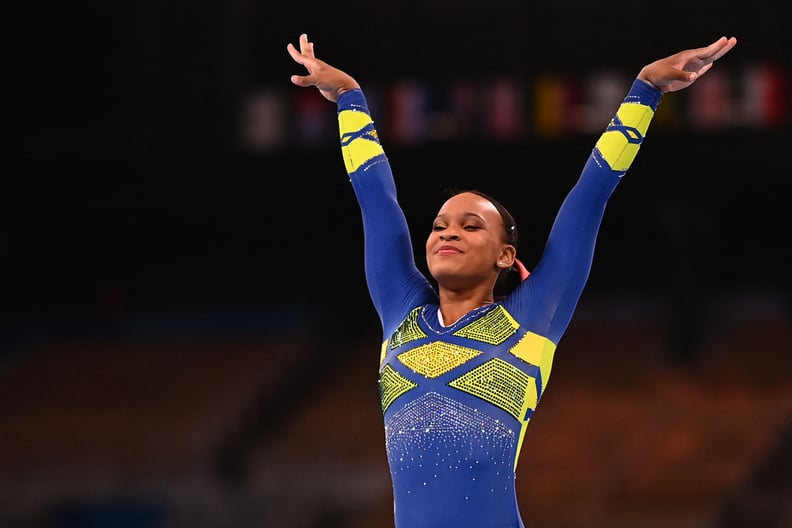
[434,212,487,222]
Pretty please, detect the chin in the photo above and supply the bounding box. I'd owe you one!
[431,268,470,287]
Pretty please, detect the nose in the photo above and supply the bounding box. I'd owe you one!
[439,230,460,241]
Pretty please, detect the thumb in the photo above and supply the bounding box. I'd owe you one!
[661,64,696,83]
[680,70,698,82]
[290,74,313,87]
[648,65,697,88]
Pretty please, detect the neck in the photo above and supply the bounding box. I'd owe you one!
[437,285,494,327]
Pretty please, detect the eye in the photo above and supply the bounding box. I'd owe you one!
[432,224,446,231]
[463,225,482,231]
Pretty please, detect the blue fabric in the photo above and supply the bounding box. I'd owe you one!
[337,80,662,527]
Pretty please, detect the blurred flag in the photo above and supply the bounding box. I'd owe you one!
[742,64,785,127]
[689,71,734,130]
[532,74,576,139]
[484,76,523,141]
[240,89,285,152]
[294,90,334,148]
[449,80,480,140]
[388,80,428,146]
[582,72,630,133]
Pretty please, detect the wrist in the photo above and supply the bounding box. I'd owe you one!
[628,78,663,110]
[636,68,660,91]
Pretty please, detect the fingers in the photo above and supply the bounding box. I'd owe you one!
[286,42,304,63]
[287,35,315,87]
[671,35,736,81]
[287,33,316,63]
[707,36,737,62]
[287,36,318,85]
[299,33,316,59]
[696,62,714,77]
[698,36,737,63]
[699,36,728,58]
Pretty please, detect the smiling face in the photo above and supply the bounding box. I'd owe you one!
[425,192,515,292]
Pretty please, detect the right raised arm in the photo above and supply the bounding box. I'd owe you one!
[286,33,436,334]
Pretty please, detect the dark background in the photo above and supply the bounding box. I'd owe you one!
[10,1,791,326]
[3,2,792,527]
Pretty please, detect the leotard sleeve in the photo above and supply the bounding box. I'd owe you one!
[504,79,663,343]
[337,89,437,336]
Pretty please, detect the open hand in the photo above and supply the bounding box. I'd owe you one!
[287,33,360,102]
[638,36,737,93]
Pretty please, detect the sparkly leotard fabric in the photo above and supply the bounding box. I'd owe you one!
[337,80,662,527]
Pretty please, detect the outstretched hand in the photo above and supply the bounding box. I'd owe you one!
[287,33,360,102]
[637,36,737,93]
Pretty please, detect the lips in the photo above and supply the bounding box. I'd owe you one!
[436,245,462,255]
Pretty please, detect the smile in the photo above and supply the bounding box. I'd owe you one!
[437,246,462,255]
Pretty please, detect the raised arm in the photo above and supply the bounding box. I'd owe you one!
[286,34,436,334]
[508,36,737,343]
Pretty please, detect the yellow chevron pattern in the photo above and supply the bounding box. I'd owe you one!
[448,358,537,421]
[379,364,418,413]
[398,341,481,378]
[452,305,520,345]
[390,307,428,350]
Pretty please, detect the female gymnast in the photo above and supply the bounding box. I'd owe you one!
[287,32,736,528]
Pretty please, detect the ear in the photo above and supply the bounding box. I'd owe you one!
[496,245,516,269]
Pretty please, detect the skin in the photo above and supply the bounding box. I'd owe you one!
[426,192,516,325]
[286,32,738,325]
[286,33,737,99]
[637,36,738,93]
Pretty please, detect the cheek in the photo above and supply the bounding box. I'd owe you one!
[425,233,435,252]
[425,234,440,268]
[481,240,505,264]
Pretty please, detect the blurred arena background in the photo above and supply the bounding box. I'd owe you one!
[6,1,791,527]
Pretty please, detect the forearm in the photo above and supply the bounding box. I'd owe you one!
[549,78,665,258]
[337,89,432,327]
[338,89,408,250]
[524,79,664,341]
[593,79,663,173]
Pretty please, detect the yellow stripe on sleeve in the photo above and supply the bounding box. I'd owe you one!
[595,102,656,171]
[339,109,385,174]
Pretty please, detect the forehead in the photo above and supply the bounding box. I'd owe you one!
[437,192,501,219]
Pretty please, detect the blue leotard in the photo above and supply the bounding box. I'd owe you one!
[337,79,662,527]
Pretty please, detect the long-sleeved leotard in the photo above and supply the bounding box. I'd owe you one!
[337,79,662,528]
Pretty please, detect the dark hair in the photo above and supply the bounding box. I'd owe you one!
[449,189,523,300]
